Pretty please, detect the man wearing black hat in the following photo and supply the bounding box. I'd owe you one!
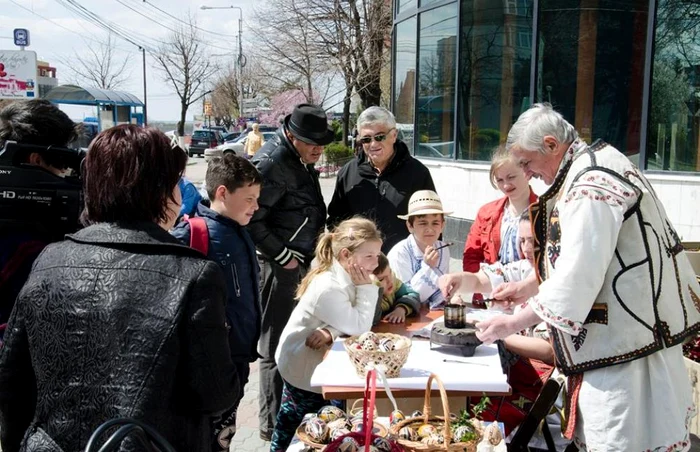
[248,104,334,441]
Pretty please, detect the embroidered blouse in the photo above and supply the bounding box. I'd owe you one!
[498,206,522,265]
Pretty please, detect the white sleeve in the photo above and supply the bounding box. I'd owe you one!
[532,170,637,335]
[311,285,379,336]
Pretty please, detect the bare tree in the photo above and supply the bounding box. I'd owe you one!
[68,34,132,90]
[251,0,336,105]
[153,14,218,137]
[211,64,238,129]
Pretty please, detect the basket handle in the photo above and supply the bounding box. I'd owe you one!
[423,373,454,447]
[363,369,377,451]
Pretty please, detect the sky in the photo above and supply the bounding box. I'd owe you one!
[1,0,256,122]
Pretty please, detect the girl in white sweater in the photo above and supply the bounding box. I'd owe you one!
[271,217,382,451]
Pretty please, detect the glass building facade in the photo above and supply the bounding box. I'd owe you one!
[392,0,700,173]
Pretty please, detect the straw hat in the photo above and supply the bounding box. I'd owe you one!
[397,190,453,220]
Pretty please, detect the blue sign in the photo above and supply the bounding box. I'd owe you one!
[13,29,30,47]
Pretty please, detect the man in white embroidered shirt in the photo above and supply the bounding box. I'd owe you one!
[476,103,700,451]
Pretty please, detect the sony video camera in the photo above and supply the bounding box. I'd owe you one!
[0,140,86,240]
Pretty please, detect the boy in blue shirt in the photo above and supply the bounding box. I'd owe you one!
[172,154,262,452]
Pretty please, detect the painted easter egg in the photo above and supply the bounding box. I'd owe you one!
[337,436,360,452]
[409,410,423,418]
[484,421,504,445]
[329,427,351,441]
[350,422,381,435]
[372,436,393,452]
[393,338,409,350]
[421,434,443,445]
[452,425,475,443]
[378,337,395,352]
[389,409,405,426]
[361,339,377,351]
[304,417,329,443]
[358,331,378,344]
[317,405,346,423]
[417,423,437,438]
[398,426,419,441]
[327,418,352,431]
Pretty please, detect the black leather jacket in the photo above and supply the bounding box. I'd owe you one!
[0,222,238,452]
[248,126,327,266]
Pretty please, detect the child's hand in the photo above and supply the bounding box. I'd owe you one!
[305,328,333,350]
[349,264,372,286]
[423,245,439,268]
[383,306,407,323]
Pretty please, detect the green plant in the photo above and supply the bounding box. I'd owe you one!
[451,394,491,442]
[474,128,501,149]
[324,142,353,167]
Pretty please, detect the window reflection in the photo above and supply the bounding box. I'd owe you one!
[647,0,700,172]
[416,4,458,159]
[538,0,648,164]
[398,0,416,15]
[394,18,417,153]
[457,0,533,161]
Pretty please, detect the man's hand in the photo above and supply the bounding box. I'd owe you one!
[383,306,407,323]
[283,258,300,270]
[491,273,539,304]
[305,328,332,350]
[423,245,439,268]
[438,273,463,298]
[475,314,517,345]
[349,264,372,286]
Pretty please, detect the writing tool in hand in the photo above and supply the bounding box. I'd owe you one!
[435,242,454,251]
[442,359,488,366]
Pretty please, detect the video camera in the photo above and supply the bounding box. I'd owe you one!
[0,140,86,240]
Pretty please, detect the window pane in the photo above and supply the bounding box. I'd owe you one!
[398,0,416,15]
[416,4,458,159]
[647,0,700,172]
[394,18,417,153]
[457,0,533,161]
[538,0,649,165]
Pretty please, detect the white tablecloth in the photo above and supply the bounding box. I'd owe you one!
[310,338,509,393]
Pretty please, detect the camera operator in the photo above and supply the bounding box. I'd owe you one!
[0,99,82,337]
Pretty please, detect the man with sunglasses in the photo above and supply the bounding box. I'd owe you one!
[0,99,82,339]
[328,106,435,253]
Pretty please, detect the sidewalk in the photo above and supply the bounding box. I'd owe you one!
[230,360,270,452]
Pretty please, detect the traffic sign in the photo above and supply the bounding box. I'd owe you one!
[13,29,30,47]
[203,100,212,116]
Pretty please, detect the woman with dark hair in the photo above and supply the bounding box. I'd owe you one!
[0,124,239,452]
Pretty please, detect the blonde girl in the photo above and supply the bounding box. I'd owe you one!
[271,217,382,451]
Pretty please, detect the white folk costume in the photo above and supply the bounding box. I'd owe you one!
[387,234,450,309]
[529,139,700,451]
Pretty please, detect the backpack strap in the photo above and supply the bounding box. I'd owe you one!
[183,215,209,255]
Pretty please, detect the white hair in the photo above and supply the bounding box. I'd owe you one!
[356,106,396,131]
[506,103,578,153]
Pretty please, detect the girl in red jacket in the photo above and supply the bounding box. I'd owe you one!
[462,146,537,274]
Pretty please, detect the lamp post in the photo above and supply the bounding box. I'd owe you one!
[200,5,244,128]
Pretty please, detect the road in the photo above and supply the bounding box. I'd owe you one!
[184,157,338,203]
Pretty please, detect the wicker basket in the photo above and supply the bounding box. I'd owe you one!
[389,374,479,452]
[344,333,411,378]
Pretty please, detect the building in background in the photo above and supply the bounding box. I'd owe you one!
[392,0,700,242]
[37,60,58,98]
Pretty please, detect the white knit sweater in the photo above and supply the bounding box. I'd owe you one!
[275,259,379,392]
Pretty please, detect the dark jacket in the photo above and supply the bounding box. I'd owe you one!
[248,126,327,266]
[0,222,238,452]
[327,140,436,252]
[172,203,261,362]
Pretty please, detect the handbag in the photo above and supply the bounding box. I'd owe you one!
[323,368,404,452]
[84,418,177,452]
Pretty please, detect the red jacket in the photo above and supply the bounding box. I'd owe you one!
[462,189,538,272]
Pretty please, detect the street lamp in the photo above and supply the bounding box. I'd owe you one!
[200,5,244,128]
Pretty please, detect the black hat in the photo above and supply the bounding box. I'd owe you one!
[284,104,334,146]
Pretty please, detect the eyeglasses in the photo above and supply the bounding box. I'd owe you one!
[358,129,395,145]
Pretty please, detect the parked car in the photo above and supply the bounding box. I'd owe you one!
[204,131,277,162]
[189,129,223,157]
[222,131,242,142]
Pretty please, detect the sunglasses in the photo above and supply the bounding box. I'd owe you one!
[358,128,395,145]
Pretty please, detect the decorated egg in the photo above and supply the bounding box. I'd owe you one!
[421,434,443,445]
[484,421,504,445]
[358,331,378,344]
[389,409,405,426]
[378,337,395,352]
[328,418,352,431]
[350,413,365,426]
[351,422,381,435]
[398,426,419,441]
[417,423,437,437]
[304,417,329,443]
[300,412,317,428]
[337,436,360,452]
[329,427,351,441]
[318,405,346,423]
[372,437,393,452]
[393,338,409,350]
[409,410,423,418]
[452,425,475,443]
[361,339,377,351]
